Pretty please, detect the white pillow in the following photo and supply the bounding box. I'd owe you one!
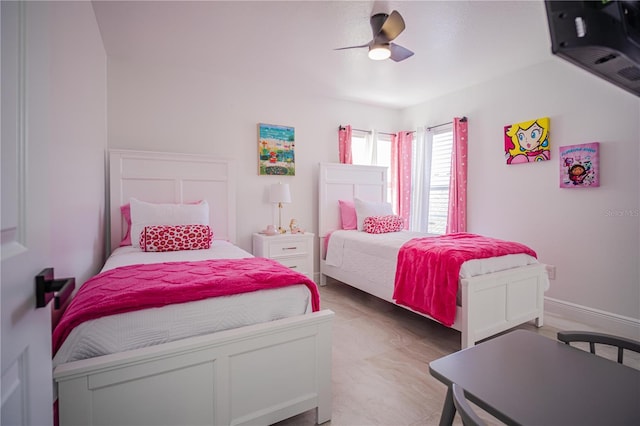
[129,198,210,248]
[354,198,393,231]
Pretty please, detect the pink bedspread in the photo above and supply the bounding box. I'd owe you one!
[53,257,320,355]
[392,233,536,327]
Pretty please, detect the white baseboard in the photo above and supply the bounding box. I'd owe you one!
[544,296,640,340]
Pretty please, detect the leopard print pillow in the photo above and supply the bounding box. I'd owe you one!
[362,215,404,234]
[140,224,213,252]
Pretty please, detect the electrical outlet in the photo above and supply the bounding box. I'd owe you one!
[545,264,556,280]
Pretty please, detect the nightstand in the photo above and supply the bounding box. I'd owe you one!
[252,232,314,281]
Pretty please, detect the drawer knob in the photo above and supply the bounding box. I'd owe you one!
[282,246,297,251]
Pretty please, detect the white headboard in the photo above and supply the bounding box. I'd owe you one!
[108,149,236,252]
[318,162,387,240]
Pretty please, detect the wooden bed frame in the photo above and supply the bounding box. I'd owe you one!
[318,162,546,349]
[53,150,334,426]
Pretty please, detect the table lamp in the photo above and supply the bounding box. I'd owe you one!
[269,182,291,234]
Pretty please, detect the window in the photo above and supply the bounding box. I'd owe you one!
[352,131,393,203]
[410,126,453,234]
[348,125,454,234]
[351,130,371,165]
[375,133,393,203]
[426,128,453,234]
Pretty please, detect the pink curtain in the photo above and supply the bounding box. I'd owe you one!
[338,125,352,164]
[446,117,468,233]
[391,131,413,229]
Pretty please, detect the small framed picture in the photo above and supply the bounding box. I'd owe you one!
[559,142,600,188]
[504,117,550,165]
[258,123,295,176]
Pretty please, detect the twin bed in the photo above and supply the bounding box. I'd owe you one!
[318,162,549,349]
[53,150,333,426]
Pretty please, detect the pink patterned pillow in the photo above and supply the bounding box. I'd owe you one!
[139,224,213,252]
[363,215,404,234]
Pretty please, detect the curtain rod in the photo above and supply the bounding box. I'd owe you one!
[339,126,415,135]
[426,116,467,131]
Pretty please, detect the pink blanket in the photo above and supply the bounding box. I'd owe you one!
[53,257,320,355]
[392,233,536,327]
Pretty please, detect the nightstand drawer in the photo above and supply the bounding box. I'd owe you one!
[268,240,308,258]
[277,256,310,272]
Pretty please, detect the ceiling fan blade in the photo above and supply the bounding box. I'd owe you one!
[376,10,405,43]
[389,43,414,62]
[370,13,387,36]
[334,42,370,51]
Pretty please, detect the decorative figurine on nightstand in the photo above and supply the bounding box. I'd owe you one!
[289,219,304,234]
[261,224,277,236]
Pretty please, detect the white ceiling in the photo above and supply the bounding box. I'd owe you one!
[92,0,554,109]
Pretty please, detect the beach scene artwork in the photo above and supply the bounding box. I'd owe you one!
[258,123,295,175]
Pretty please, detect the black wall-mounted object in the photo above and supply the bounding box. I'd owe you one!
[545,0,640,97]
[35,268,75,309]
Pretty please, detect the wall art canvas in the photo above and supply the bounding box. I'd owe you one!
[504,117,550,164]
[258,123,295,176]
[559,142,600,188]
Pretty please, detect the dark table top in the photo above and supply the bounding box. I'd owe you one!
[429,329,640,426]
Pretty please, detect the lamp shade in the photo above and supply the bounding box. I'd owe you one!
[269,183,291,204]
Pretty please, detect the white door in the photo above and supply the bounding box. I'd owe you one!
[1,2,54,425]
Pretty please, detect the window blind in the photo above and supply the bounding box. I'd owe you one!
[427,130,453,234]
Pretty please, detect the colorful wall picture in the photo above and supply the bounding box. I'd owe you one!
[559,142,600,188]
[258,123,295,175]
[504,117,550,164]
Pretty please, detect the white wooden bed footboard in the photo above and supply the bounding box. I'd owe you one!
[459,263,546,348]
[320,260,545,349]
[54,310,334,426]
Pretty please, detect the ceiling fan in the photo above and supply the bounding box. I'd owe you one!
[335,10,414,62]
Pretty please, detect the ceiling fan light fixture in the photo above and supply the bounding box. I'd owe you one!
[335,10,413,63]
[368,43,391,60]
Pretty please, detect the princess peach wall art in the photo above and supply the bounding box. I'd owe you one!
[504,117,550,165]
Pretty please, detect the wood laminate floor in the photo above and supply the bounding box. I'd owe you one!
[274,278,639,426]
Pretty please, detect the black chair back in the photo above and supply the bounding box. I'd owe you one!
[452,383,486,426]
[557,331,640,365]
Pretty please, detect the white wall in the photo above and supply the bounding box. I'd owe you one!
[18,1,107,290]
[402,59,640,335]
[106,59,401,255]
[45,2,107,286]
